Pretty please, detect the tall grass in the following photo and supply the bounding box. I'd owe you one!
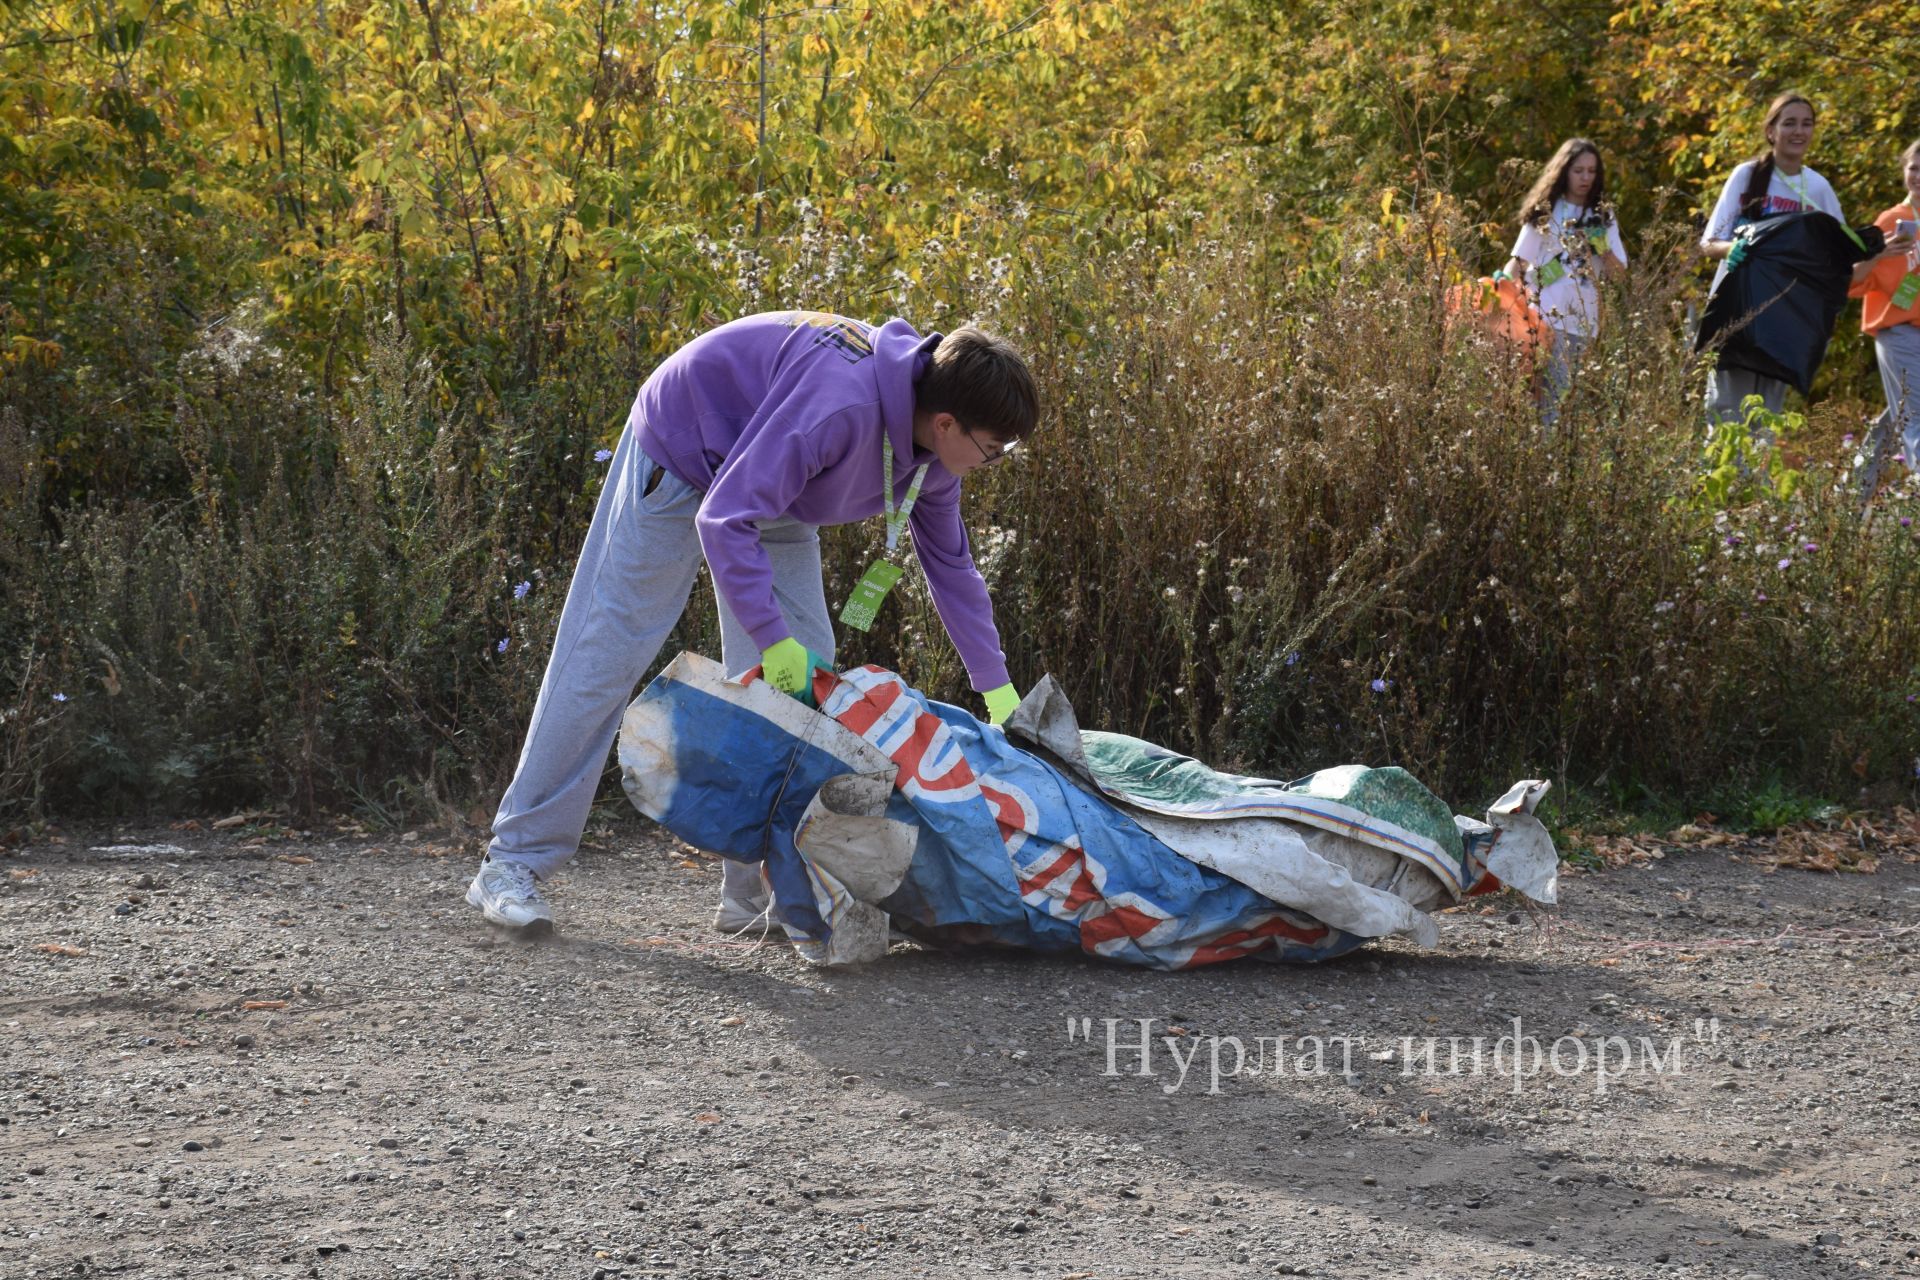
[5,202,1919,823]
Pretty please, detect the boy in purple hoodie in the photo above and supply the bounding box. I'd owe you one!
[468,311,1039,935]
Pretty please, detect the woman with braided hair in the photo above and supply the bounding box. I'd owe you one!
[1699,92,1844,428]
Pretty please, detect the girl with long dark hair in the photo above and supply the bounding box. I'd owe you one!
[1500,138,1627,427]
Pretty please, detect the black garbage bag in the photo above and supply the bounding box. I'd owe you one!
[1694,211,1884,395]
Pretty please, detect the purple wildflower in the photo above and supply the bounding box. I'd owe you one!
[594,448,613,463]
[1776,557,1792,571]
[1903,517,1914,528]
[1802,541,1818,553]
[513,580,531,600]
[52,692,68,703]
[1369,678,1389,693]
[1284,651,1300,666]
[496,637,510,654]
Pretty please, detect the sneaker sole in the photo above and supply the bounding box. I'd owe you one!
[466,883,556,936]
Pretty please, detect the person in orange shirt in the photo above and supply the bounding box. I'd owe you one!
[1851,140,1920,478]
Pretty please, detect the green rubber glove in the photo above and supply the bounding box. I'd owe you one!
[760,638,833,708]
[1725,226,1753,270]
[982,683,1020,726]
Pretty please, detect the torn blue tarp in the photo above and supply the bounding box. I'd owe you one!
[620,654,1557,968]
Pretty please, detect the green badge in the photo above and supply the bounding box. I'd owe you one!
[839,559,904,632]
[1586,226,1610,254]
[1892,272,1920,311]
[1535,258,1568,288]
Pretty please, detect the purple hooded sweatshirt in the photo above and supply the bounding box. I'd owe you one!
[627,310,1010,693]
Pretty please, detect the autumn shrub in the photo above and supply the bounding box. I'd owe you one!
[7,202,1920,824]
[836,204,1920,804]
[2,317,634,821]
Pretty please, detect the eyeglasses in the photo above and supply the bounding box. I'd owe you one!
[965,428,1018,467]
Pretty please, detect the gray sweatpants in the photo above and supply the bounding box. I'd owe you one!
[1704,367,1788,442]
[486,426,836,885]
[1876,323,1920,468]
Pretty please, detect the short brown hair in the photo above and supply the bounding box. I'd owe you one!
[915,324,1040,442]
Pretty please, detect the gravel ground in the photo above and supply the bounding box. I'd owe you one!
[3,811,1918,1279]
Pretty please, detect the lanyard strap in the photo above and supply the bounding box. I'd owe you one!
[1779,169,1810,211]
[882,432,929,557]
[1781,170,1867,251]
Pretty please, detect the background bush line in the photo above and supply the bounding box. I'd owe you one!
[6,0,1920,823]
[5,202,1920,825]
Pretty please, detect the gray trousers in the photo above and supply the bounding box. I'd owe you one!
[487,426,836,887]
[1704,367,1788,441]
[1541,329,1589,432]
[1877,323,1920,467]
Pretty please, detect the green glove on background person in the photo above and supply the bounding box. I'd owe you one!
[1725,224,1755,270]
[760,637,833,708]
[982,683,1020,726]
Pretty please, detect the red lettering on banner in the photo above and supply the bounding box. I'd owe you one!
[1182,915,1329,967]
[1019,846,1100,911]
[830,675,898,737]
[1079,903,1164,948]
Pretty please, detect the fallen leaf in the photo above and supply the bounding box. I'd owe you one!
[36,942,86,957]
[694,1111,722,1123]
[212,814,249,830]
[277,855,314,866]
[242,999,288,1011]
[1767,827,1878,875]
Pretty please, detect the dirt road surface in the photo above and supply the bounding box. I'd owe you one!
[4,815,1917,1279]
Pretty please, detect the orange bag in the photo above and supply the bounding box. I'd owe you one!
[1445,275,1552,357]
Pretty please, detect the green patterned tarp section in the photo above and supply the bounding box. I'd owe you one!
[1079,732,1466,870]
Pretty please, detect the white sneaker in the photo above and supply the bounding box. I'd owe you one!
[466,857,554,934]
[713,892,777,936]
[714,858,776,935]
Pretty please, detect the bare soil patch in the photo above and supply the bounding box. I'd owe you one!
[3,814,1917,1278]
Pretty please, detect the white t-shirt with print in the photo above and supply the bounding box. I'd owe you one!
[1702,160,1844,289]
[1510,199,1627,339]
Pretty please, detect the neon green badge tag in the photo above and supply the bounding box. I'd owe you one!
[839,559,904,632]
[1586,226,1609,254]
[1892,272,1920,311]
[1535,258,1568,288]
